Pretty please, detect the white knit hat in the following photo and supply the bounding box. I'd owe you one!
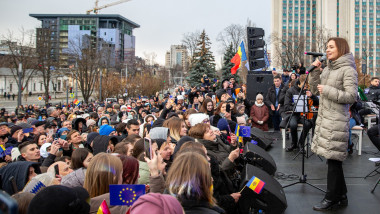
[188,113,209,127]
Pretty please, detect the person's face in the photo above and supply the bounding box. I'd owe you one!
[146,116,154,124]
[127,144,134,156]
[136,101,142,106]
[274,78,281,88]
[178,99,184,105]
[102,119,109,125]
[127,124,140,135]
[230,78,235,84]
[28,167,37,181]
[257,97,263,104]
[207,102,213,111]
[223,81,229,88]
[36,125,45,134]
[38,135,47,146]
[57,162,74,177]
[291,74,297,80]
[221,93,228,102]
[371,79,380,87]
[78,122,83,129]
[118,99,124,105]
[22,144,40,162]
[326,40,339,61]
[160,144,172,161]
[193,97,199,103]
[180,122,187,137]
[70,131,82,144]
[12,129,23,139]
[239,107,245,114]
[141,112,147,118]
[83,153,93,168]
[63,121,71,130]
[221,103,227,114]
[0,125,8,136]
[203,127,216,141]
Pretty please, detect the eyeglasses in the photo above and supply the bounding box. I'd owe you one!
[203,119,210,123]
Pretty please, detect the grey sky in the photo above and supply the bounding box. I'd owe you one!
[0,0,271,68]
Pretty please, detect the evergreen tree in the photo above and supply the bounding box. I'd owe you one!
[221,43,240,83]
[187,30,216,86]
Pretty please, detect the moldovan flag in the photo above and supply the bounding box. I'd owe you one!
[97,200,110,214]
[73,99,80,106]
[246,176,265,194]
[231,41,249,74]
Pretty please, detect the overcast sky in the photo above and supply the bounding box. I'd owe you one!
[0,0,271,68]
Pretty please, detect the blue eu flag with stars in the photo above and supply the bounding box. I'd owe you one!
[239,126,251,137]
[109,184,145,206]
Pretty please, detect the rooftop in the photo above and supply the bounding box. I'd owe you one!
[29,14,140,28]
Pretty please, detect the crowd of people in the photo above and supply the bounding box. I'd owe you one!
[0,39,379,213]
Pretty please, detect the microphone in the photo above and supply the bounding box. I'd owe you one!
[306,55,327,74]
[304,52,325,57]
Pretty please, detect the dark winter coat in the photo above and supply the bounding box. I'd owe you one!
[181,199,225,214]
[309,53,358,161]
[265,84,286,115]
[0,161,41,195]
[195,137,235,172]
[366,85,380,101]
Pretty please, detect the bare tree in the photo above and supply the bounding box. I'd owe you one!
[271,31,306,70]
[314,26,333,53]
[1,29,37,102]
[35,28,59,105]
[69,35,102,104]
[181,31,201,59]
[216,24,245,54]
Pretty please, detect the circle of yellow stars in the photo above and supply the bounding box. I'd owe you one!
[119,188,137,205]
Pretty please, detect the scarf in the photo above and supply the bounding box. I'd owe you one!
[255,101,264,107]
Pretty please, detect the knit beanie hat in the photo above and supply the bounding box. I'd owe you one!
[217,118,229,132]
[22,172,55,194]
[129,193,183,214]
[188,113,209,127]
[86,132,100,146]
[236,116,246,126]
[149,127,169,140]
[86,119,96,127]
[256,94,264,101]
[99,124,115,136]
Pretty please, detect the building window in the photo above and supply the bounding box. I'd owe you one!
[9,84,12,92]
[40,83,43,91]
[33,83,36,91]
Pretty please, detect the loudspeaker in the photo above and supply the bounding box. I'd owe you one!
[246,127,273,150]
[243,142,277,176]
[246,71,273,103]
[238,165,287,214]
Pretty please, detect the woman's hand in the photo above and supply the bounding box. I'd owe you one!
[228,148,240,162]
[230,192,241,203]
[230,133,238,146]
[312,58,322,69]
[317,84,324,94]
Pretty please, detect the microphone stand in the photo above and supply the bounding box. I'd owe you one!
[282,55,327,193]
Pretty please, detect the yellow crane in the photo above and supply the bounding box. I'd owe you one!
[86,0,132,14]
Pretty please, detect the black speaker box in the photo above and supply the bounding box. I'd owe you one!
[243,142,277,176]
[246,71,273,103]
[246,127,273,150]
[238,165,287,214]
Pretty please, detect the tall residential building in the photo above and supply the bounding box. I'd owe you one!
[165,45,188,71]
[30,14,139,68]
[271,0,380,76]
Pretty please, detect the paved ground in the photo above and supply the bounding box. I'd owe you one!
[264,129,380,214]
[0,93,90,112]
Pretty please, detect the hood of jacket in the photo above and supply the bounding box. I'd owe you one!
[97,116,111,127]
[327,53,356,70]
[0,161,41,195]
[149,127,169,141]
[92,135,118,155]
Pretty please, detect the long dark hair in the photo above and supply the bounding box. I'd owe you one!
[71,148,91,170]
[199,98,214,115]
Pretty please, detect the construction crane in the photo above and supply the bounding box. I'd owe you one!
[86,0,132,14]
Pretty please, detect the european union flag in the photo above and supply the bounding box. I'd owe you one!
[239,126,251,137]
[109,184,145,206]
[0,146,12,158]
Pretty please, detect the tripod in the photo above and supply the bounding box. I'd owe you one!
[282,56,326,193]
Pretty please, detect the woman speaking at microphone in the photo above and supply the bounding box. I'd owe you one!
[309,37,358,211]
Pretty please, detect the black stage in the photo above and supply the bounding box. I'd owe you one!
[265,131,380,214]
